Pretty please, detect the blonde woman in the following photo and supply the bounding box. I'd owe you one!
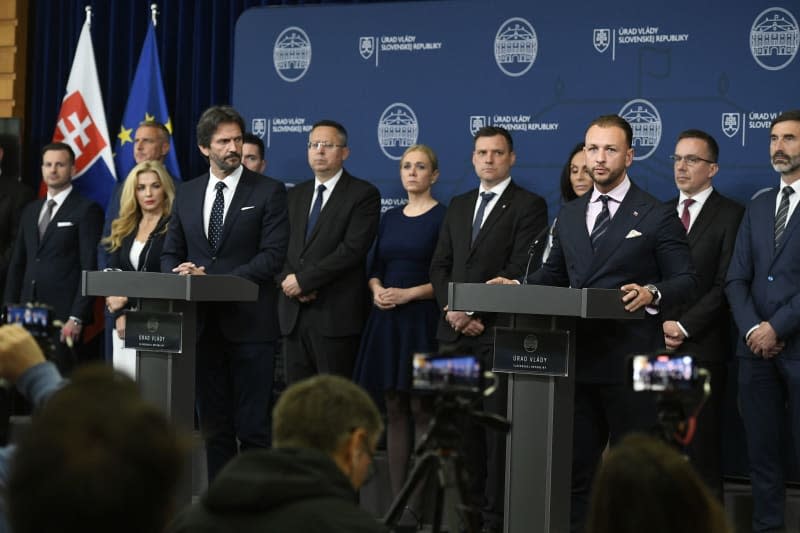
[102,161,175,374]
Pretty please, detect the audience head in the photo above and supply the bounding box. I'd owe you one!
[307,120,350,180]
[272,374,383,489]
[584,114,634,193]
[134,121,171,164]
[400,144,439,196]
[8,364,186,533]
[770,109,800,178]
[586,433,730,533]
[560,142,591,202]
[242,132,267,174]
[40,142,76,194]
[472,126,516,188]
[673,129,719,197]
[104,160,175,252]
[196,105,245,177]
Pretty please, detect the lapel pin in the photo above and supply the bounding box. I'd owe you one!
[633,210,639,217]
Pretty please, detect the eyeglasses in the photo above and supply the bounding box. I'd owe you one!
[307,141,346,151]
[669,154,716,166]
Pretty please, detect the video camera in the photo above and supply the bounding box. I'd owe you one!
[629,352,710,449]
[2,303,57,358]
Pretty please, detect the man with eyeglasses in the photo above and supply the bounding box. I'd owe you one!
[278,120,380,384]
[661,129,744,499]
[169,374,386,532]
[726,110,800,532]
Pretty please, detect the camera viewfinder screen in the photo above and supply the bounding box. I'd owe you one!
[631,354,694,392]
[412,353,482,392]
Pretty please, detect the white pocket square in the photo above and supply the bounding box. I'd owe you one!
[625,229,642,239]
[241,205,255,211]
[56,221,74,227]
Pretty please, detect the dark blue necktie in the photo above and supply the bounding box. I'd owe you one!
[774,186,794,248]
[471,191,496,244]
[208,181,226,250]
[590,194,611,252]
[306,184,327,241]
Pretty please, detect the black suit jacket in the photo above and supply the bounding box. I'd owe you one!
[161,168,289,343]
[529,180,696,383]
[107,217,169,273]
[662,190,744,362]
[430,180,548,344]
[277,170,381,337]
[3,189,103,322]
[0,177,33,302]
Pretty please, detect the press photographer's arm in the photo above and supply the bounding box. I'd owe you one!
[0,324,62,406]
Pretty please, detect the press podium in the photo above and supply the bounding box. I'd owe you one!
[82,270,258,505]
[448,283,639,533]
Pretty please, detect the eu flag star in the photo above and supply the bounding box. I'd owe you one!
[118,125,133,145]
[144,112,155,122]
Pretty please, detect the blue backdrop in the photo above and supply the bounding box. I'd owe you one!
[233,0,800,480]
[233,0,799,221]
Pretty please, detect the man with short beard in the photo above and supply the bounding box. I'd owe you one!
[161,105,289,481]
[726,109,800,532]
[490,114,696,532]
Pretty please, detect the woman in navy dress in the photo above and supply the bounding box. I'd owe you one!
[101,160,175,375]
[353,144,446,497]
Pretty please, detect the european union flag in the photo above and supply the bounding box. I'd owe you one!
[114,23,181,181]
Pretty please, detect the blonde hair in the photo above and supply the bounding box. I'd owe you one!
[102,161,175,252]
[401,144,439,172]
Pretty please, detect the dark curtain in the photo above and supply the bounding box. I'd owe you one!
[24,0,417,189]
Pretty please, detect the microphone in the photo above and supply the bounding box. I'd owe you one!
[140,215,171,273]
[522,223,551,285]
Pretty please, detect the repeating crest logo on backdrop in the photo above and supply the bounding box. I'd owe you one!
[750,7,799,71]
[251,119,267,139]
[593,29,611,53]
[273,26,311,82]
[378,103,419,160]
[619,99,661,161]
[494,17,537,77]
[721,113,741,139]
[359,36,375,60]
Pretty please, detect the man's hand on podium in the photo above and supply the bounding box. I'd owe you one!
[172,262,207,276]
[486,276,519,285]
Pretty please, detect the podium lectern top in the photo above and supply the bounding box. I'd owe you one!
[448,282,642,319]
[82,271,258,302]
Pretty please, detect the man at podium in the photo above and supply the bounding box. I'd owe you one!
[161,105,289,481]
[491,114,696,532]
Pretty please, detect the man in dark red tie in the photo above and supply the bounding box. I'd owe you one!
[661,129,744,498]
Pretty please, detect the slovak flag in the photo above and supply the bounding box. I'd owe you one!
[50,16,117,210]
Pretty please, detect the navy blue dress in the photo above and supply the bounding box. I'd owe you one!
[354,203,446,403]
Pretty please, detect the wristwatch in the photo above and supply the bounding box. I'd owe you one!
[644,284,661,305]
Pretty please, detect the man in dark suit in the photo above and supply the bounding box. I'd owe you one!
[491,115,696,531]
[242,132,267,175]
[660,129,744,498]
[726,109,800,532]
[430,125,548,531]
[278,120,380,383]
[4,142,103,371]
[0,145,34,303]
[161,105,289,481]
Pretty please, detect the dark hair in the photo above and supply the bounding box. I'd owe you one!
[8,365,186,533]
[196,105,245,148]
[137,120,171,145]
[771,109,800,129]
[243,132,265,160]
[677,129,719,163]
[311,119,348,146]
[473,125,513,152]
[273,374,383,455]
[587,115,633,148]
[586,433,730,533]
[559,142,586,202]
[41,142,75,164]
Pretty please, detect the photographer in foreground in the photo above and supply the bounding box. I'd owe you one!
[169,374,387,533]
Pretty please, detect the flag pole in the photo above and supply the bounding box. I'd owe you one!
[150,3,158,27]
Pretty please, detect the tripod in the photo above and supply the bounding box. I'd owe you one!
[383,394,510,533]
